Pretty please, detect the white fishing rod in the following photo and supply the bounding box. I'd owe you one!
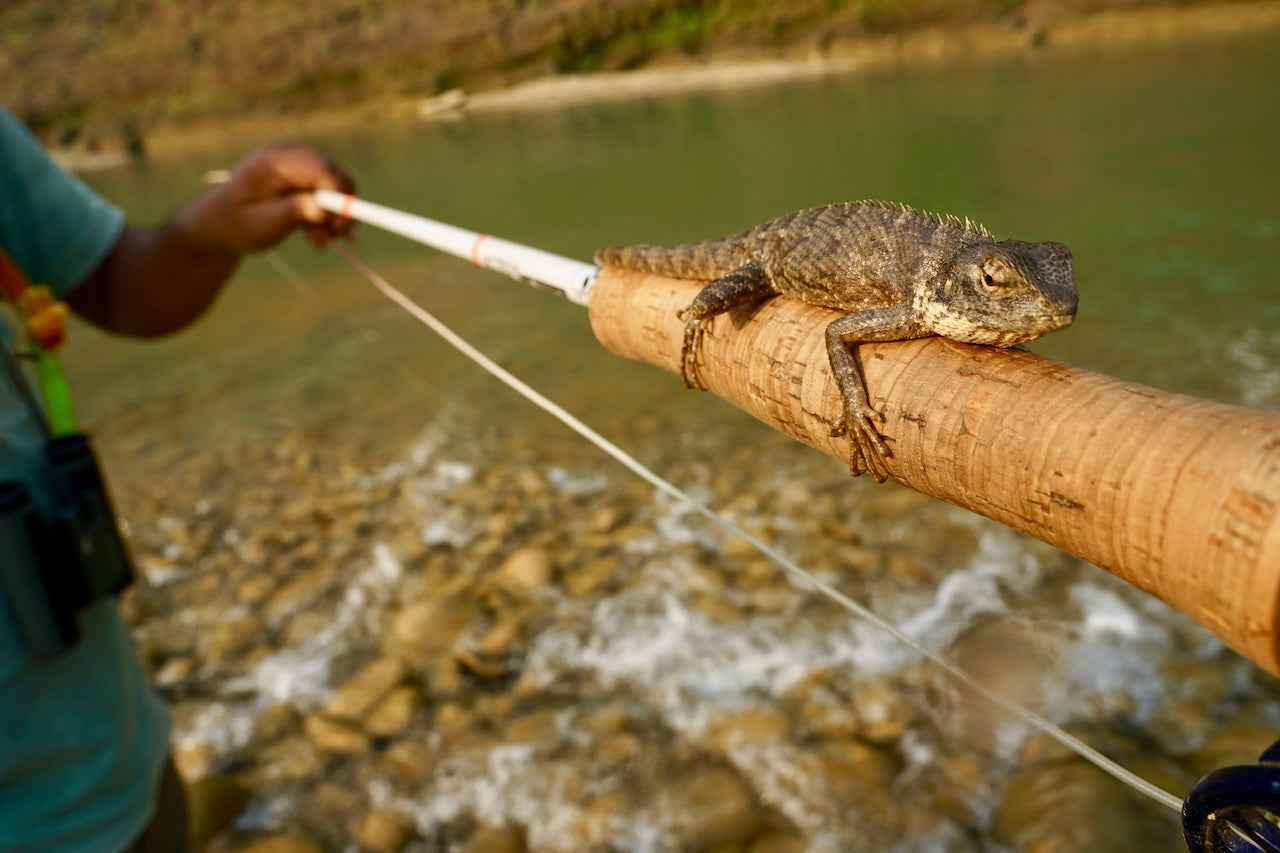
[313,190,597,305]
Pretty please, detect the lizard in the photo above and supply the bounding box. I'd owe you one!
[595,200,1078,482]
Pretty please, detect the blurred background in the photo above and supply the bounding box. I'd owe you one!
[4,2,1279,851]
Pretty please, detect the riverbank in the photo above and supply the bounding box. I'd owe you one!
[24,0,1280,172]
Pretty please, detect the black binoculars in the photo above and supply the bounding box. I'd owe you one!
[0,433,134,658]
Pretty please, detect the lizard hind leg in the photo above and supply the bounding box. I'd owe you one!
[675,261,775,392]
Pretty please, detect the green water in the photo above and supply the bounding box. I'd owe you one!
[59,26,1280,849]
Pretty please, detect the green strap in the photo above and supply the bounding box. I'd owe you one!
[31,343,76,436]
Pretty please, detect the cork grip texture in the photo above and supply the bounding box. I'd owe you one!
[589,267,1280,676]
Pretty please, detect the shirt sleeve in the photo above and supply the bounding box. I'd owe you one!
[0,107,126,299]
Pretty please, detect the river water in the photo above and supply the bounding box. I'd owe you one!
[68,26,1280,853]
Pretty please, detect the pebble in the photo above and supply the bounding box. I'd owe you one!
[186,775,252,848]
[365,685,422,738]
[230,835,328,853]
[303,714,371,755]
[498,545,554,589]
[325,656,409,721]
[354,809,416,852]
[379,739,434,783]
[657,765,762,849]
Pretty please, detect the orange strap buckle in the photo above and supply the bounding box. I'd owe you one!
[0,250,67,351]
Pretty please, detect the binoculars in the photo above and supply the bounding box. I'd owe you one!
[0,433,134,658]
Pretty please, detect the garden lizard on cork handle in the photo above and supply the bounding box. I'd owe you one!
[596,201,1078,482]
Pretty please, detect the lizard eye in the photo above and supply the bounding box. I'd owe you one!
[979,256,1016,292]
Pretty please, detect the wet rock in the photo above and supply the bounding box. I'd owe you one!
[203,613,266,663]
[230,834,328,853]
[704,706,791,757]
[380,739,434,783]
[264,563,334,621]
[1188,724,1279,778]
[283,609,333,648]
[594,732,643,764]
[563,554,621,598]
[366,685,422,738]
[326,656,409,721]
[187,774,252,849]
[382,586,483,663]
[458,823,527,853]
[498,545,554,589]
[992,753,1183,852]
[303,713,371,755]
[504,708,560,743]
[355,809,416,852]
[173,739,216,781]
[256,735,326,783]
[237,574,277,607]
[747,831,808,853]
[657,765,762,849]
[851,680,914,744]
[153,655,198,688]
[254,702,301,744]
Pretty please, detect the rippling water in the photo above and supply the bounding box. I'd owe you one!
[66,24,1280,851]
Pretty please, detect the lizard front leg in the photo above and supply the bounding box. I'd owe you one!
[677,262,776,390]
[824,305,923,482]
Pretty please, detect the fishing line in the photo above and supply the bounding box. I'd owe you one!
[327,241,1184,815]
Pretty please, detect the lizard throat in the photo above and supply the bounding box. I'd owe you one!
[917,295,1063,347]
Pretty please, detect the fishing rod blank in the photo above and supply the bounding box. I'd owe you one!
[313,190,597,305]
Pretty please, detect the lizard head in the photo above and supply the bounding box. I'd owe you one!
[930,239,1078,347]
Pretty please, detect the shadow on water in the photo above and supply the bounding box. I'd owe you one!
[65,26,1280,852]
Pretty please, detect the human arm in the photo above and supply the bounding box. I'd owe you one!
[67,143,355,337]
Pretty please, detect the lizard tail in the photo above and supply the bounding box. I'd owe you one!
[594,236,753,281]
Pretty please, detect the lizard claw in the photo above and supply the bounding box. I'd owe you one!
[680,319,710,391]
[832,407,891,483]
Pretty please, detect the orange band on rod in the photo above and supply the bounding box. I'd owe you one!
[340,194,356,220]
[470,234,492,267]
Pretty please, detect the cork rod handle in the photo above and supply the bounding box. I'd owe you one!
[588,267,1280,676]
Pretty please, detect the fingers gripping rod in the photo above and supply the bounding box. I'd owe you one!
[313,190,598,306]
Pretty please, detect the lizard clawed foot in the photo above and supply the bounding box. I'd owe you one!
[831,406,891,483]
[679,317,710,391]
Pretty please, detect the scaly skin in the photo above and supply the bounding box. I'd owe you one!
[596,201,1078,481]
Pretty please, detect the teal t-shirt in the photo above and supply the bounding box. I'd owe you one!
[0,108,172,852]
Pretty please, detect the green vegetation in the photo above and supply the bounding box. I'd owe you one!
[0,0,1258,151]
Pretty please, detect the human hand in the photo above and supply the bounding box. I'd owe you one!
[189,143,357,254]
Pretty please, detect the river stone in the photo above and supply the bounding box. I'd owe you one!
[355,809,416,852]
[173,739,216,781]
[383,589,483,663]
[992,755,1183,852]
[326,656,408,721]
[264,563,334,621]
[153,655,198,688]
[256,735,326,783]
[254,702,300,743]
[498,545,554,589]
[303,713,371,755]
[237,573,277,606]
[458,823,527,853]
[230,835,327,853]
[657,765,762,849]
[203,614,265,663]
[704,706,790,757]
[187,775,252,849]
[747,831,808,853]
[380,739,434,783]
[363,685,420,738]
